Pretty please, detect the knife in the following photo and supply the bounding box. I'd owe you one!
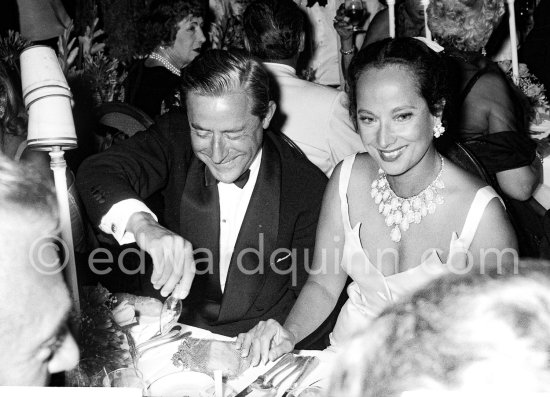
[235,353,296,397]
[281,356,319,397]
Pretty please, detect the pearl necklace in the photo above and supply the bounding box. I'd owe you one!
[370,155,445,243]
[149,52,181,76]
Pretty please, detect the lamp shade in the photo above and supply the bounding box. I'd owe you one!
[20,45,77,150]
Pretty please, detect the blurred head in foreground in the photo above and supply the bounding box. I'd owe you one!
[0,154,79,385]
[328,260,550,395]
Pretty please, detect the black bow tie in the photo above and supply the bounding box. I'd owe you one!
[204,167,251,189]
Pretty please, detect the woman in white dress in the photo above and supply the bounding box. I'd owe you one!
[236,37,518,365]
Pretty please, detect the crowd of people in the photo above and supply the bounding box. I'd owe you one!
[1,0,550,393]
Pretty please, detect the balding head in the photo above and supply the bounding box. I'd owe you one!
[0,155,78,385]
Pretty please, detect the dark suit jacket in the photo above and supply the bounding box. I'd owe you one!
[77,110,327,336]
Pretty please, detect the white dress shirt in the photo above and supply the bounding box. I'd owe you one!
[263,62,364,177]
[99,150,263,293]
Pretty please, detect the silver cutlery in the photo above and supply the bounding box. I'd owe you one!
[260,356,308,392]
[235,353,296,397]
[158,295,182,335]
[281,356,319,397]
[136,329,192,358]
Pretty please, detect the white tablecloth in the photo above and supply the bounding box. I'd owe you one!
[132,323,335,396]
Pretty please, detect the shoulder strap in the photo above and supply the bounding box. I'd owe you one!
[339,154,357,232]
[457,65,490,108]
[458,185,504,248]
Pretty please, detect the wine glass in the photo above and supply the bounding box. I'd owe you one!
[102,367,149,394]
[344,0,367,31]
[159,294,183,335]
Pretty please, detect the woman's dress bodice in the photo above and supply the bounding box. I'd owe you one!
[329,154,502,346]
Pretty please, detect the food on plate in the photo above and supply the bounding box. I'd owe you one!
[115,293,163,318]
[112,300,136,326]
[172,338,252,379]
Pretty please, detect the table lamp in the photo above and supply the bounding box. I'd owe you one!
[20,45,80,314]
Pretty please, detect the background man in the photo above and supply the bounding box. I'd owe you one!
[243,0,364,177]
[77,50,327,336]
[0,154,79,385]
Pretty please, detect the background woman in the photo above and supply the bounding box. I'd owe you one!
[428,0,543,257]
[236,37,517,364]
[428,0,539,202]
[125,0,206,117]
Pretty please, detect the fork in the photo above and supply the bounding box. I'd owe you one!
[258,356,308,391]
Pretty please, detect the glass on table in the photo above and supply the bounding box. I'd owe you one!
[102,367,148,393]
[66,357,119,387]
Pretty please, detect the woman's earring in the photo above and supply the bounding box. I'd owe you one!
[433,121,445,138]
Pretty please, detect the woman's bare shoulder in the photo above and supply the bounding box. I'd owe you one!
[443,157,489,197]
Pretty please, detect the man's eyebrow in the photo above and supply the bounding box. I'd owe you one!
[190,122,245,133]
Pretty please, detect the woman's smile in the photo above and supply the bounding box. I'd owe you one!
[378,146,407,162]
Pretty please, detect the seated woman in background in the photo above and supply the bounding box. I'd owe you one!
[125,0,206,118]
[236,38,517,364]
[428,0,539,201]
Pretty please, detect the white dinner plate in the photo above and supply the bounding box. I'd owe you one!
[147,371,214,397]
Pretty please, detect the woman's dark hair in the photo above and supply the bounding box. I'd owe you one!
[138,0,205,55]
[0,61,27,140]
[180,49,272,119]
[347,37,449,129]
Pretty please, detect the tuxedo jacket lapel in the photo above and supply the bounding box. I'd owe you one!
[218,137,281,322]
[179,157,222,299]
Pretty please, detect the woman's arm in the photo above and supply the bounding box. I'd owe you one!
[467,197,518,267]
[236,163,349,364]
[480,72,540,200]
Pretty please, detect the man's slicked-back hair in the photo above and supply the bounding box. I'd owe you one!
[180,49,272,119]
[243,0,305,61]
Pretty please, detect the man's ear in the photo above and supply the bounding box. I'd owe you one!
[262,101,277,129]
[299,31,306,53]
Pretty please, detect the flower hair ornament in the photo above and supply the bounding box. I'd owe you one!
[433,120,445,138]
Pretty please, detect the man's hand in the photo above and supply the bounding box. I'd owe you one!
[235,319,297,366]
[127,212,195,299]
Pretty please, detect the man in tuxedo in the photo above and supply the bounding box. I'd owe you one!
[77,50,327,336]
[243,0,364,177]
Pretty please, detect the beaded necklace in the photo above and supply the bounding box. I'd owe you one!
[370,155,445,243]
[149,52,181,77]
